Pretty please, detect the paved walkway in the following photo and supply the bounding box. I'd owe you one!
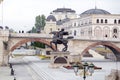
[10,58,34,80]
[1,56,119,80]
[0,66,14,80]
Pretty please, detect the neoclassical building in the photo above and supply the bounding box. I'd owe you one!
[44,8,120,39]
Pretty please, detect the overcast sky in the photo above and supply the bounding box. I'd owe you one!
[0,0,120,32]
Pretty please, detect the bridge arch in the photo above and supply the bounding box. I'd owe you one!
[10,38,56,52]
[81,41,120,61]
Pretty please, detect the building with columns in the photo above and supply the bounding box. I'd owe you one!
[44,7,120,39]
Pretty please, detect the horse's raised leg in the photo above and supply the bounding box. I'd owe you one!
[55,43,57,51]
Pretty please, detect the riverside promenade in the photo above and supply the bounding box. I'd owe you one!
[0,56,120,80]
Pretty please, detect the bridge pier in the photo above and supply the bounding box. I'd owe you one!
[0,41,9,66]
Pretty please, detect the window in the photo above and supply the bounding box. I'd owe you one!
[118,20,120,24]
[101,19,103,23]
[96,19,99,23]
[74,30,76,36]
[74,23,76,26]
[105,19,107,23]
[81,30,84,36]
[114,19,117,24]
[113,29,117,33]
[105,34,108,37]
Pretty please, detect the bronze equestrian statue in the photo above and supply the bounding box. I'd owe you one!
[50,28,73,52]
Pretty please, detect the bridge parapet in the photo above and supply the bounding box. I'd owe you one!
[73,36,120,42]
[9,33,120,42]
[9,33,52,39]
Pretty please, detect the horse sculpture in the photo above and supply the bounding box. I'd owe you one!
[50,29,73,52]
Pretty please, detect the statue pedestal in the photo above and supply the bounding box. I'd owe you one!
[49,51,70,68]
[69,55,81,64]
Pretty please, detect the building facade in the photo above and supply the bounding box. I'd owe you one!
[44,8,77,34]
[44,8,120,40]
[60,9,120,40]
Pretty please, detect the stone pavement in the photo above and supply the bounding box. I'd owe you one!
[10,58,35,80]
[0,66,14,80]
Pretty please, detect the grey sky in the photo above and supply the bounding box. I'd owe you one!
[0,0,120,32]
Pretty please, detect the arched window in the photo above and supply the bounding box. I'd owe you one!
[101,19,103,23]
[113,28,118,38]
[114,19,117,24]
[113,29,117,33]
[74,30,76,36]
[96,19,99,23]
[103,27,110,38]
[74,23,76,26]
[118,20,120,24]
[94,27,102,37]
[105,19,107,23]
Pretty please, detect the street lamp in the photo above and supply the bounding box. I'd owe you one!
[73,62,94,80]
[73,63,79,76]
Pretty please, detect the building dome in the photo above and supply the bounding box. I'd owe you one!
[46,15,56,21]
[53,8,76,13]
[80,8,111,16]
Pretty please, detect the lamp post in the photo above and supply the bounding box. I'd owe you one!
[73,62,94,80]
[73,63,79,76]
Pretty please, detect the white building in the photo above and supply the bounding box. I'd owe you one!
[44,8,120,40]
[59,8,120,39]
[44,8,77,34]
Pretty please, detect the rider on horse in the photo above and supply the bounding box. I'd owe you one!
[50,28,69,52]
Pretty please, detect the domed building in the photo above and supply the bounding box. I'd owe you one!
[44,8,77,34]
[80,8,111,16]
[59,8,120,39]
[44,15,57,34]
[51,8,77,21]
[46,15,56,22]
[44,8,120,40]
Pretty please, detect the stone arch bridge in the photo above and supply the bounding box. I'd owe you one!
[0,30,120,66]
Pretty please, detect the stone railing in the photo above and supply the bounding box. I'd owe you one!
[74,36,120,42]
[9,32,120,42]
[9,33,52,39]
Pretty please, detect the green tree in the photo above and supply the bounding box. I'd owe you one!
[30,14,46,48]
[35,15,46,33]
[31,42,45,49]
[31,27,36,33]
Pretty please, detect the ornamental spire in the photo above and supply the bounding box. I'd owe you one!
[95,0,97,9]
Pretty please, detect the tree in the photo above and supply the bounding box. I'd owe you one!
[30,15,46,48]
[31,27,36,33]
[35,15,46,33]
